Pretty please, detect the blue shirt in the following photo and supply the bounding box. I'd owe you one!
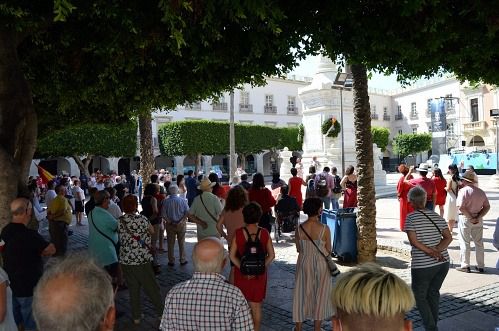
[88,207,118,267]
[185,176,198,205]
[161,195,189,224]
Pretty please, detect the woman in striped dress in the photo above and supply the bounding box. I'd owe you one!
[292,197,333,331]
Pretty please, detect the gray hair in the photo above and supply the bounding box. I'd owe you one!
[168,184,179,195]
[192,238,226,273]
[33,254,114,331]
[94,190,110,205]
[407,186,427,208]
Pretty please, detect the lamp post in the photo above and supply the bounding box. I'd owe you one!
[491,109,499,176]
[332,71,353,176]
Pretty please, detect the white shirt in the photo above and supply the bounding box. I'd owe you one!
[72,186,85,201]
[45,190,57,208]
[107,200,122,219]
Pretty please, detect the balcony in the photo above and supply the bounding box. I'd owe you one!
[463,121,488,134]
[264,105,277,113]
[395,113,403,120]
[287,106,298,114]
[370,113,379,120]
[383,114,391,121]
[212,102,228,112]
[239,104,253,112]
[410,112,418,120]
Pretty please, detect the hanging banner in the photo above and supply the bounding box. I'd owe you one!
[431,99,447,155]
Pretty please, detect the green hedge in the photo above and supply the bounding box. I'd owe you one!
[393,133,432,158]
[37,122,137,157]
[158,120,301,156]
[371,126,390,152]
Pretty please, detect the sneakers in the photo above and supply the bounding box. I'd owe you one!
[474,266,485,273]
[455,266,471,273]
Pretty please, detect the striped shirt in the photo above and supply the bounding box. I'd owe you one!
[404,210,449,269]
[160,273,254,331]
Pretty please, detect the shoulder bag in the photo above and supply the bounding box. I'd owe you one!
[299,224,340,277]
[417,210,442,235]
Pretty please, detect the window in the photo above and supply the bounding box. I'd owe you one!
[383,107,388,116]
[240,91,249,105]
[398,129,403,135]
[397,105,402,115]
[412,127,418,134]
[470,98,479,122]
[265,95,274,107]
[427,123,432,133]
[371,105,377,114]
[427,99,432,114]
[411,102,417,118]
[445,94,454,111]
[447,122,455,135]
[287,96,296,107]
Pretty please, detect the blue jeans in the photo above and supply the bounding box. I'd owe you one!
[411,262,449,331]
[13,296,36,330]
[331,197,339,210]
[320,196,331,210]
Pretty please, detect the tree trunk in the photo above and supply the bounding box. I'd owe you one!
[139,112,154,185]
[195,152,202,175]
[72,154,92,177]
[351,63,377,263]
[0,31,37,229]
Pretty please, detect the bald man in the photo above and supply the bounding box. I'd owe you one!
[160,238,254,331]
[1,198,55,331]
[33,254,115,331]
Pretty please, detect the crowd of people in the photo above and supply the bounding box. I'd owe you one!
[0,157,497,331]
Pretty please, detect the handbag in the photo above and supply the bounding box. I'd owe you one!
[299,225,340,277]
[90,212,120,256]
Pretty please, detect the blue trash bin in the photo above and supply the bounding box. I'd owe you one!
[321,208,357,263]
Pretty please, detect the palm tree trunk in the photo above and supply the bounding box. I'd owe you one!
[0,31,37,229]
[351,63,377,263]
[139,112,155,185]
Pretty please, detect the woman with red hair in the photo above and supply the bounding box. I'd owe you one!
[397,164,413,231]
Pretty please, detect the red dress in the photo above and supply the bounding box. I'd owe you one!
[234,227,269,303]
[397,175,414,231]
[288,176,303,209]
[432,177,447,206]
[343,180,358,208]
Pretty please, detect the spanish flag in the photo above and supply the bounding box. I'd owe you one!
[36,164,55,184]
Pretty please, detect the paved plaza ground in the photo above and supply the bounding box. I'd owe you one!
[44,174,499,331]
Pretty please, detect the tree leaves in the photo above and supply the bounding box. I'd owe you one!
[371,127,390,152]
[393,133,432,158]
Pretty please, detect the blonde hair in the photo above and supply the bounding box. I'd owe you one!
[332,263,415,318]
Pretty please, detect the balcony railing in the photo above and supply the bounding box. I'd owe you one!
[264,105,277,113]
[239,104,253,112]
[383,114,391,121]
[410,112,418,120]
[395,113,403,120]
[463,121,487,132]
[287,106,298,114]
[370,113,379,120]
[212,102,228,112]
[185,103,201,111]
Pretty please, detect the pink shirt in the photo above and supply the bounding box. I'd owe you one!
[456,185,489,216]
[409,177,435,201]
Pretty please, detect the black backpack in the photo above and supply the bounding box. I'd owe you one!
[240,227,266,275]
[332,175,342,194]
[315,174,329,197]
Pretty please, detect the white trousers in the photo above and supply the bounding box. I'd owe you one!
[458,215,484,268]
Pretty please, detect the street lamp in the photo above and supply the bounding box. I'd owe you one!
[490,108,499,176]
[332,71,353,176]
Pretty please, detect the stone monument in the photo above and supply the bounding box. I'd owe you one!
[279,147,293,182]
[298,56,386,185]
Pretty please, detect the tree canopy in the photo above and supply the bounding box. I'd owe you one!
[158,120,300,156]
[37,123,137,158]
[371,127,390,152]
[393,133,432,159]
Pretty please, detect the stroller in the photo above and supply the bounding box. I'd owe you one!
[275,211,299,243]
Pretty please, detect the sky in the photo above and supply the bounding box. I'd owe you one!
[289,55,405,90]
